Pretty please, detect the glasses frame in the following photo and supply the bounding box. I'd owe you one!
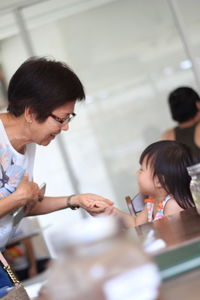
[50,112,76,124]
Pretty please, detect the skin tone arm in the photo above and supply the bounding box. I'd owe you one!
[0,174,113,217]
[26,194,114,216]
[103,205,148,227]
[103,197,183,228]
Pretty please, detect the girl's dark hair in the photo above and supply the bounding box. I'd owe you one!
[139,140,195,209]
[7,56,85,122]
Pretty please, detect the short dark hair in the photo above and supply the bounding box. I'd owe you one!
[168,87,200,123]
[7,57,85,122]
[139,140,195,209]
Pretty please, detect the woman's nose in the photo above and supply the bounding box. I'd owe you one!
[61,122,69,131]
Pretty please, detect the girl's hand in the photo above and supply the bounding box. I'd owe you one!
[95,205,116,216]
[70,193,114,216]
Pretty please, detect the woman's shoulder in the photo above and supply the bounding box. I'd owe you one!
[164,197,183,215]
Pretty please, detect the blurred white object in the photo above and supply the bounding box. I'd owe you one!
[45,216,160,300]
[143,230,166,253]
[25,283,44,299]
[103,263,160,300]
[23,271,47,299]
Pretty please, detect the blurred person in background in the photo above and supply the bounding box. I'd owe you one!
[162,86,200,161]
[3,218,50,281]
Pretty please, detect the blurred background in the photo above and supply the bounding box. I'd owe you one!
[0,0,200,256]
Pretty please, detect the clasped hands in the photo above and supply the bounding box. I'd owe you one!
[68,194,115,216]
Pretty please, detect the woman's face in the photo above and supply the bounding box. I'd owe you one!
[29,101,76,146]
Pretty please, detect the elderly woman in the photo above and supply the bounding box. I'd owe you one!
[0,57,113,296]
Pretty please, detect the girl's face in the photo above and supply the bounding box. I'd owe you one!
[27,101,76,146]
[136,157,159,196]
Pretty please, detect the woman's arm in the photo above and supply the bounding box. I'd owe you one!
[0,193,24,218]
[26,194,114,216]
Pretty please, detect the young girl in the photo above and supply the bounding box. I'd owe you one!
[112,140,195,227]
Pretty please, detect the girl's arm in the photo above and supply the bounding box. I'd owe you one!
[106,205,148,227]
[164,198,183,216]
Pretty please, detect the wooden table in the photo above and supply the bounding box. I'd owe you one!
[159,267,200,300]
[136,207,200,300]
[137,207,200,250]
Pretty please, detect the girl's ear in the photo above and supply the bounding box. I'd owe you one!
[154,176,162,189]
[24,107,34,123]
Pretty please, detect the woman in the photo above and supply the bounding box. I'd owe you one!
[0,56,113,252]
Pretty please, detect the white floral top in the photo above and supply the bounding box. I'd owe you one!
[0,120,36,249]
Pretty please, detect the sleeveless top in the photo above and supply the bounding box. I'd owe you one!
[0,120,36,249]
[174,124,200,162]
[146,195,172,222]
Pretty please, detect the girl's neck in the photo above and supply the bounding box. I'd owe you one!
[151,190,168,204]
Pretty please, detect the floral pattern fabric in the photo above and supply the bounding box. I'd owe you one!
[145,195,172,222]
[0,120,35,250]
[0,146,25,199]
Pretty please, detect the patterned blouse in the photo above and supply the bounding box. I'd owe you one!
[145,195,172,222]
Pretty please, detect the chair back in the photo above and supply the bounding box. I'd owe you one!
[125,193,146,216]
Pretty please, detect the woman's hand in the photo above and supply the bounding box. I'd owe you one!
[14,174,40,212]
[70,193,114,216]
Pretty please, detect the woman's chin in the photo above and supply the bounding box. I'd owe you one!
[39,138,54,146]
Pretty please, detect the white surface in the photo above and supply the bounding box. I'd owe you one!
[49,216,120,251]
[23,271,47,298]
[103,263,160,300]
[143,230,166,253]
[25,283,43,298]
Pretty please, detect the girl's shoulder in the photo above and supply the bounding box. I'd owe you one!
[164,197,183,216]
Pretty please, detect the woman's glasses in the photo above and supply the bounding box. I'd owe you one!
[50,112,76,124]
